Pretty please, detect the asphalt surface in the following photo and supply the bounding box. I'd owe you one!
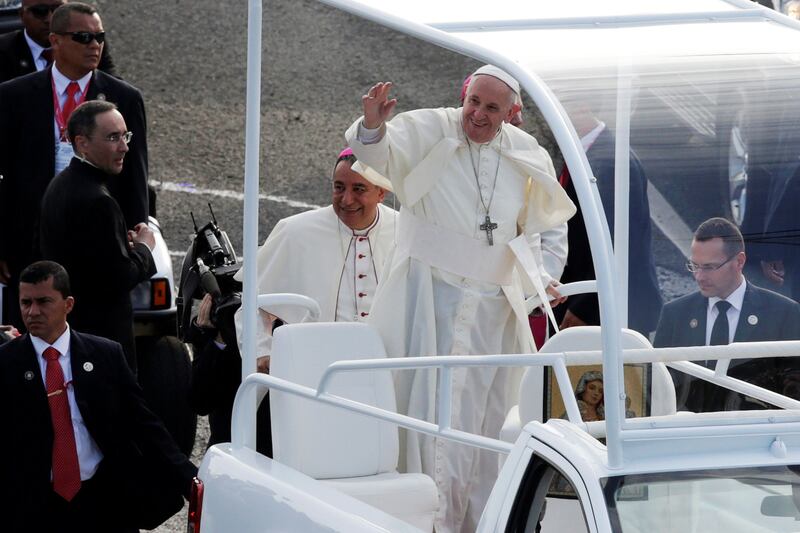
[92,1,698,530]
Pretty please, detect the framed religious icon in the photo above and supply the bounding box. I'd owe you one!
[543,363,651,423]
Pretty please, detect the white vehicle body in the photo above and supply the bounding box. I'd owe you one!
[194,1,800,531]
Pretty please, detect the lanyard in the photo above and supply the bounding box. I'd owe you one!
[51,75,90,141]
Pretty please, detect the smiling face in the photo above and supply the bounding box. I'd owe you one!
[690,237,745,299]
[582,379,604,407]
[19,276,73,344]
[461,74,519,144]
[50,11,103,78]
[331,160,386,230]
[74,109,129,174]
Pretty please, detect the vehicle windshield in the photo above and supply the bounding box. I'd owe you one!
[603,465,800,533]
[499,13,800,416]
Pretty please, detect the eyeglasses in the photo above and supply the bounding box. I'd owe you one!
[25,4,62,19]
[686,254,738,273]
[56,31,106,45]
[98,131,133,145]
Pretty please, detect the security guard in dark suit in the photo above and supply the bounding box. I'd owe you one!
[0,261,196,532]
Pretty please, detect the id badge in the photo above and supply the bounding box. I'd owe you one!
[55,141,75,175]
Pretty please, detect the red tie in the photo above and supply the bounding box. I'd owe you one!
[43,346,81,501]
[62,81,80,124]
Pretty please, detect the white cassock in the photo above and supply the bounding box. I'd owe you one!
[346,107,575,533]
[234,204,397,355]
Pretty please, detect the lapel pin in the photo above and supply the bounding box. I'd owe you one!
[96,93,106,101]
[24,371,34,381]
[20,59,28,68]
[689,318,698,329]
[748,314,758,325]
[83,362,94,372]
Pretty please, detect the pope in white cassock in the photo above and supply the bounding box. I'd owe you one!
[234,149,396,359]
[346,65,576,532]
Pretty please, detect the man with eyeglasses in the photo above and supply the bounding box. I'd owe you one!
[38,100,154,371]
[0,2,147,340]
[0,0,115,83]
[654,217,800,412]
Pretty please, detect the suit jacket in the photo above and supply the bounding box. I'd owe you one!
[0,66,148,276]
[0,29,117,83]
[0,330,197,531]
[39,159,155,367]
[654,282,800,409]
[558,128,663,334]
[653,282,800,348]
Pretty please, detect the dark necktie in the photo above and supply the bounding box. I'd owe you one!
[41,48,53,67]
[710,300,732,346]
[44,346,81,501]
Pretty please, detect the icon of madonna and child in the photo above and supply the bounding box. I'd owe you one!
[550,367,647,422]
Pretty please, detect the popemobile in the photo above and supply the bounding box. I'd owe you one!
[191,1,800,532]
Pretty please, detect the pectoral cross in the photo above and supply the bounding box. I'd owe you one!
[480,215,498,246]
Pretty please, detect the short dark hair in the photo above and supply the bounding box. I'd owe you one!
[51,2,98,34]
[19,261,72,298]
[332,152,356,178]
[67,100,118,149]
[694,217,744,257]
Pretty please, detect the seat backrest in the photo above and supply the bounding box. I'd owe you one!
[518,326,676,425]
[270,322,399,479]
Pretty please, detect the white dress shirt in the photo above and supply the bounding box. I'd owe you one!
[51,65,92,142]
[32,326,103,481]
[23,30,49,72]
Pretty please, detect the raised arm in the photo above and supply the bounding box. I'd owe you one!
[361,82,397,130]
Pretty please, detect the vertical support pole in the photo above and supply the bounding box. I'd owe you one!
[614,61,632,331]
[240,0,263,445]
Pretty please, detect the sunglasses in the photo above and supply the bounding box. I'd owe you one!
[25,4,62,19]
[56,31,106,45]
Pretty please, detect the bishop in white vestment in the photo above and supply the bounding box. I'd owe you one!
[346,67,576,532]
[234,149,396,356]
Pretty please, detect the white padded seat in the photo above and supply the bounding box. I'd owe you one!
[500,326,676,443]
[271,322,438,532]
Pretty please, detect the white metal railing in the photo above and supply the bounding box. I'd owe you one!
[230,341,800,457]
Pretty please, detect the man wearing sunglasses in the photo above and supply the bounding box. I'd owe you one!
[0,0,115,83]
[0,3,148,342]
[654,217,800,412]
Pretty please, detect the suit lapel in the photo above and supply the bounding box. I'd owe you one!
[16,335,50,424]
[687,293,708,346]
[32,69,57,171]
[69,331,95,424]
[734,283,760,342]
[86,70,105,101]
[14,31,35,73]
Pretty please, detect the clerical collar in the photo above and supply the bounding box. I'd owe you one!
[346,209,380,237]
[52,64,92,95]
[72,156,108,181]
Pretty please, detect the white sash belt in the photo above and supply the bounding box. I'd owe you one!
[397,209,559,331]
[397,209,515,286]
